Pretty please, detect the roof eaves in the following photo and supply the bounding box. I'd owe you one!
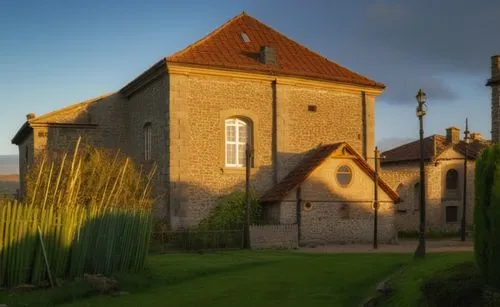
[11,121,32,145]
[29,93,113,124]
[119,59,167,98]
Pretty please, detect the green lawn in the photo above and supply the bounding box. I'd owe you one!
[0,251,475,307]
[381,252,475,306]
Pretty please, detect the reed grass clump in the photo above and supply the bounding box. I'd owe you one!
[0,138,156,288]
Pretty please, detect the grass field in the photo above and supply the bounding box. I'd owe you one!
[380,252,475,306]
[0,251,475,307]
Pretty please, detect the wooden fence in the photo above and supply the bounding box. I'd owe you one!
[0,201,152,288]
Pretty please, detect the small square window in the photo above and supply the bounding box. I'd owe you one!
[308,105,317,112]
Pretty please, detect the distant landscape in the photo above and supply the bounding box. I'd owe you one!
[0,155,19,195]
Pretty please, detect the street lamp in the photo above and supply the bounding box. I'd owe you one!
[414,89,427,259]
[460,118,470,242]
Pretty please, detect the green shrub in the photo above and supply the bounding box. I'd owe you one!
[421,261,484,307]
[474,144,500,290]
[199,190,261,230]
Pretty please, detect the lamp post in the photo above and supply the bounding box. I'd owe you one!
[460,118,470,242]
[414,89,427,259]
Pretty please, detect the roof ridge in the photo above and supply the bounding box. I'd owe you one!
[166,13,384,88]
[236,15,382,86]
[167,12,247,60]
[30,93,113,124]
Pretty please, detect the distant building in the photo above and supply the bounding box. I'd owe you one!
[381,128,490,232]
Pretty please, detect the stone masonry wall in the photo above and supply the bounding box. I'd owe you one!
[168,72,374,229]
[276,84,369,181]
[18,132,34,196]
[288,201,396,244]
[279,154,396,243]
[126,75,170,217]
[491,55,500,144]
[169,74,275,228]
[382,158,476,232]
[249,224,298,249]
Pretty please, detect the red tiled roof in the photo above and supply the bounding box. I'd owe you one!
[167,13,385,89]
[382,135,491,164]
[260,142,400,203]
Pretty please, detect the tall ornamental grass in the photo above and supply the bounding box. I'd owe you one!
[0,138,156,288]
[474,144,500,290]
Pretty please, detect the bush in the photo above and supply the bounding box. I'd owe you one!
[198,190,261,230]
[421,261,484,307]
[474,144,500,290]
[24,139,156,210]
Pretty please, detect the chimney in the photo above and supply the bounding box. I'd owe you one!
[26,113,36,121]
[470,132,483,141]
[446,126,460,144]
[260,46,277,65]
[491,55,500,81]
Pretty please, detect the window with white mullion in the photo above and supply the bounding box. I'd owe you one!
[225,118,249,167]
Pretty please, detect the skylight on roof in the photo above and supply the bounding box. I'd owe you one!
[240,32,250,43]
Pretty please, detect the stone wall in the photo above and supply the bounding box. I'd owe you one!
[284,201,396,244]
[125,75,169,218]
[277,154,397,243]
[17,132,34,196]
[168,71,377,228]
[276,84,371,181]
[249,224,298,249]
[490,55,500,144]
[168,73,275,228]
[382,157,476,232]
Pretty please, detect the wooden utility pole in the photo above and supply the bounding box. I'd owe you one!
[373,147,379,249]
[245,143,252,248]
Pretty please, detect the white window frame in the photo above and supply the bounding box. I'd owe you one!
[144,123,152,161]
[225,118,250,168]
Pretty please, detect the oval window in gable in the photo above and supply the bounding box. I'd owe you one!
[336,165,352,187]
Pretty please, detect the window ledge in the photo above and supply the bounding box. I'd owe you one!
[221,167,258,175]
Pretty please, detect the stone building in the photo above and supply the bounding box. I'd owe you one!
[381,128,490,232]
[381,55,499,233]
[12,13,400,243]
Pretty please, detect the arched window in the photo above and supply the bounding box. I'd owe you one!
[336,165,352,187]
[144,123,152,161]
[446,169,459,190]
[225,118,252,167]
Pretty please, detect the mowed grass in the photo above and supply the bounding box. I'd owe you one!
[58,251,410,307]
[0,251,475,307]
[381,252,475,306]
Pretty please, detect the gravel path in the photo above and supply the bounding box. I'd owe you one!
[298,239,473,254]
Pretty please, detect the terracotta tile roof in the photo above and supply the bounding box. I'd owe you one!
[382,135,491,164]
[260,142,400,203]
[167,12,384,89]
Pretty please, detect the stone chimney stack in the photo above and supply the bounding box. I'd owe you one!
[26,113,36,121]
[446,127,460,144]
[470,132,483,141]
[487,55,500,144]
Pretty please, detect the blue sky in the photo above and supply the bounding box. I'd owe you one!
[0,0,498,155]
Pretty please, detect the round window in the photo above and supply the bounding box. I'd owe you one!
[336,165,352,187]
[303,202,313,211]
